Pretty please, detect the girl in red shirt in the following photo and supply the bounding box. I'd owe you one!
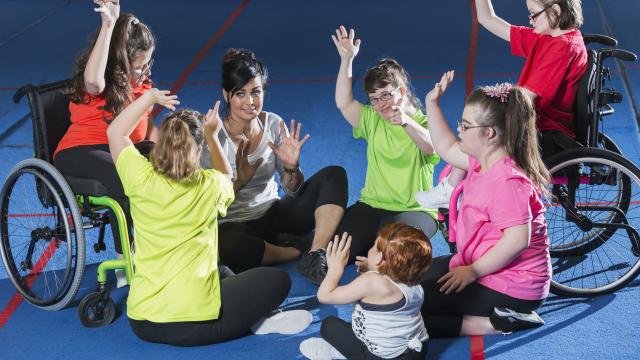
[418,0,587,209]
[54,1,156,263]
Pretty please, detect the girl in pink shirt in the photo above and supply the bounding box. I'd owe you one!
[420,71,551,337]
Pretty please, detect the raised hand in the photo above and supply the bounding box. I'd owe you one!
[425,70,455,104]
[235,139,263,186]
[149,88,179,110]
[326,232,352,271]
[268,119,310,169]
[331,25,361,60]
[204,100,223,134]
[93,0,120,27]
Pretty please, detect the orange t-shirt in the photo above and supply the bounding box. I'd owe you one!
[54,83,152,157]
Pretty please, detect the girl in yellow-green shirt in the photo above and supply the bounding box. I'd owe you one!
[107,89,294,346]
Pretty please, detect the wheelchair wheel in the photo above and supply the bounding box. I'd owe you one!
[599,132,622,155]
[78,291,115,328]
[0,159,85,310]
[544,148,640,296]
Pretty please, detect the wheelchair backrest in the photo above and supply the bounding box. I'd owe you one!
[574,50,597,147]
[13,80,71,164]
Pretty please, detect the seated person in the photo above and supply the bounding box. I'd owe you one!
[202,49,348,285]
[108,89,304,346]
[420,72,551,337]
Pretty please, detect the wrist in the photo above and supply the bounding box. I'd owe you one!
[283,163,299,174]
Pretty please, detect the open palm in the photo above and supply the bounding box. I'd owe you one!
[268,119,309,169]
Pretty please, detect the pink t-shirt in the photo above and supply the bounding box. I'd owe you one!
[449,156,551,300]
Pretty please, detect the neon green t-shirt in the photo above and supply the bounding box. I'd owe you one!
[354,105,439,218]
[116,146,234,322]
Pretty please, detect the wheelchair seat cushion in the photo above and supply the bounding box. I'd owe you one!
[64,175,109,196]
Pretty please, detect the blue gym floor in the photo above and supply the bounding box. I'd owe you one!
[1,1,639,359]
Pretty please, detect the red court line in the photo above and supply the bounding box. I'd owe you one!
[150,0,251,120]
[465,0,479,98]
[467,2,486,359]
[0,238,58,329]
[470,336,485,360]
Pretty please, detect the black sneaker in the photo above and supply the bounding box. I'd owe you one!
[489,307,545,334]
[273,231,314,255]
[297,249,328,285]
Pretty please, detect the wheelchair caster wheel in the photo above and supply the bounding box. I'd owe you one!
[93,242,106,253]
[78,292,115,328]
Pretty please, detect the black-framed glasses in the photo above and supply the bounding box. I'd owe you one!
[133,58,154,79]
[529,4,553,21]
[457,119,493,132]
[368,87,399,106]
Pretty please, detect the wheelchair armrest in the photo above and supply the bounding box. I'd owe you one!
[583,34,617,47]
[600,48,637,62]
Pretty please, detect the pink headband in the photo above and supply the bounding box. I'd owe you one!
[481,83,513,103]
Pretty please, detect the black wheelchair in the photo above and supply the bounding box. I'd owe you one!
[441,34,639,297]
[0,80,133,327]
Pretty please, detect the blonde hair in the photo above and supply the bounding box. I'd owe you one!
[149,109,204,181]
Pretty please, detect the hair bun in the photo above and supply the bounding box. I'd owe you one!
[223,48,255,64]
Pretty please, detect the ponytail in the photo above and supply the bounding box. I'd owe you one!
[150,109,204,182]
[466,85,550,192]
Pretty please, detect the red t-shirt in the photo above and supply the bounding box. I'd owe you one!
[510,26,587,139]
[54,83,153,157]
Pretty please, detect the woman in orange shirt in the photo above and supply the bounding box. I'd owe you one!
[54,1,156,262]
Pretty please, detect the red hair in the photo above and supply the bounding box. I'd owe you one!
[376,222,432,286]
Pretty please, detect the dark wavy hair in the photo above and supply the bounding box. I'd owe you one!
[221,48,268,114]
[66,13,155,121]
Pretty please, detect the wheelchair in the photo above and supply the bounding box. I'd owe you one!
[439,34,639,297]
[0,80,133,327]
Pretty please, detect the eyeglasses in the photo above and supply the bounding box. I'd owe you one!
[133,58,154,79]
[457,119,493,132]
[529,4,553,21]
[368,87,399,106]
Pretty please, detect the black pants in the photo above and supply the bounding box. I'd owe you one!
[420,255,544,338]
[129,267,291,346]
[54,142,154,253]
[321,316,427,360]
[336,201,439,262]
[219,166,348,273]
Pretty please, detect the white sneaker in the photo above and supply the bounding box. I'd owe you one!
[115,268,128,288]
[299,337,346,360]
[251,309,312,335]
[416,176,454,209]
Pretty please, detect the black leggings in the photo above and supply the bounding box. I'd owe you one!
[420,255,544,338]
[336,201,439,262]
[321,316,427,360]
[219,166,348,273]
[54,142,154,253]
[128,267,291,346]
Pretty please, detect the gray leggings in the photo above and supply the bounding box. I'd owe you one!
[335,201,439,262]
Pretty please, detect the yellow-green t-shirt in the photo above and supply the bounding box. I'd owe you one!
[116,146,234,322]
[354,105,440,218]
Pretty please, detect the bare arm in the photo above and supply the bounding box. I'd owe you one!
[398,111,436,155]
[471,224,531,277]
[107,89,178,162]
[475,0,511,42]
[332,25,363,128]
[84,1,120,95]
[424,71,469,170]
[204,101,233,178]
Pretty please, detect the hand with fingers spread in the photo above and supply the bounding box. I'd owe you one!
[93,0,120,26]
[268,119,310,169]
[148,88,179,110]
[437,265,478,295]
[326,232,352,272]
[331,25,361,60]
[234,139,263,188]
[204,100,223,135]
[426,70,455,104]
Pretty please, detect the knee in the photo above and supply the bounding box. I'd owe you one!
[320,316,341,339]
[320,166,347,184]
[262,267,292,301]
